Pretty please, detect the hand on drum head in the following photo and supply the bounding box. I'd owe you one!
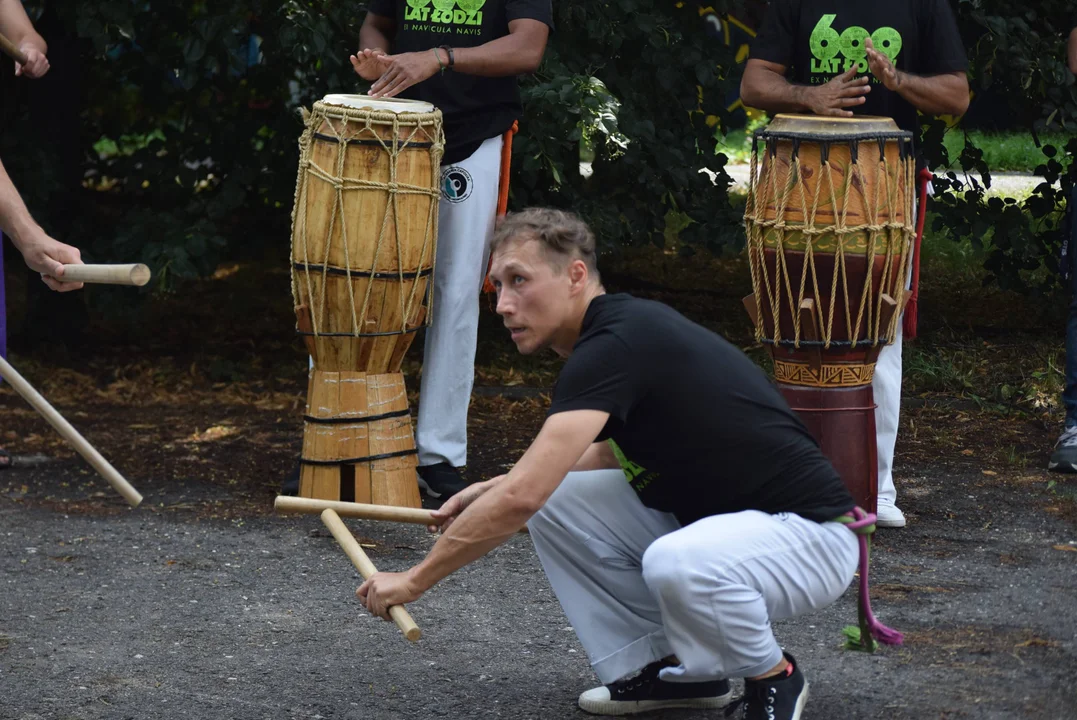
[864,38,901,92]
[350,48,388,81]
[807,67,870,118]
[369,51,442,99]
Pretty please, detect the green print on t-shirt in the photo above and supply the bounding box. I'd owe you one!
[404,0,485,27]
[809,14,902,76]
[607,439,658,493]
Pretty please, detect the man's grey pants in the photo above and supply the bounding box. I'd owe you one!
[527,469,858,684]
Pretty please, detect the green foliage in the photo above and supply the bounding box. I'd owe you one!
[512,1,743,256]
[1,0,1073,297]
[919,1,1077,293]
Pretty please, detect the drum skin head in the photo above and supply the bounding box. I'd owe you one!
[764,113,903,138]
[321,94,436,115]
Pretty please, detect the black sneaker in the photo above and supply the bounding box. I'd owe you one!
[577,659,733,716]
[727,654,809,720]
[416,462,470,500]
[281,463,300,496]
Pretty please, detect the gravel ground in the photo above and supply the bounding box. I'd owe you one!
[2,459,1076,720]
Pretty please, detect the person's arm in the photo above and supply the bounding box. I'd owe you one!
[571,440,619,472]
[356,409,607,619]
[0,0,48,77]
[367,18,549,98]
[864,38,969,116]
[350,12,396,80]
[0,156,82,291]
[740,59,871,117]
[1068,27,1077,76]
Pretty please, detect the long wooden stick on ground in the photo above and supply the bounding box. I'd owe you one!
[0,355,143,507]
[320,508,421,642]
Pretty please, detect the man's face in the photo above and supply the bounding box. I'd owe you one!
[489,236,574,355]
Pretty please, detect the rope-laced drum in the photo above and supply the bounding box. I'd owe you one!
[743,114,915,513]
[290,95,444,507]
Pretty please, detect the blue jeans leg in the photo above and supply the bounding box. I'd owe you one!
[1065,206,1077,429]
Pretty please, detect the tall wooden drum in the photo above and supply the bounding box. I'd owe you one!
[290,94,444,507]
[743,114,915,513]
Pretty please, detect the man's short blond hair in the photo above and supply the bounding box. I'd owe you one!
[490,207,600,277]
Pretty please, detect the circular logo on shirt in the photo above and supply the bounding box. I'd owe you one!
[441,166,473,203]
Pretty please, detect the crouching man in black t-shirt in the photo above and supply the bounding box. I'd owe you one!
[356,208,898,720]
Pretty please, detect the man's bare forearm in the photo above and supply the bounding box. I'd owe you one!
[359,26,392,53]
[741,67,813,113]
[409,476,533,590]
[0,0,46,53]
[894,70,968,116]
[0,158,39,249]
[449,29,546,77]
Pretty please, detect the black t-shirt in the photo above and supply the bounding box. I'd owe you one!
[750,0,967,145]
[547,294,855,526]
[366,0,553,165]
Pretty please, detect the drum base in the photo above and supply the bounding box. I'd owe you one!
[779,384,878,515]
[299,370,422,508]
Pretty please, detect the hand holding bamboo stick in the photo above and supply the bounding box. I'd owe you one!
[320,509,421,642]
[53,264,152,287]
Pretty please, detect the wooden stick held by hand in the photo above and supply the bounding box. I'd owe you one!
[0,355,143,507]
[57,264,152,287]
[276,496,437,525]
[0,31,28,66]
[320,508,422,642]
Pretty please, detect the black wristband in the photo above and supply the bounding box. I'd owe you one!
[439,45,455,70]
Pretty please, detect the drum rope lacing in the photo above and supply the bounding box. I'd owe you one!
[744,135,915,352]
[289,102,445,340]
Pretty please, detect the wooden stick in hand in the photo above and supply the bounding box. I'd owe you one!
[57,264,152,287]
[0,355,143,507]
[276,496,437,525]
[0,31,28,66]
[320,508,422,642]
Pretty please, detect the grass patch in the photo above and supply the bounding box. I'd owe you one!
[942,130,1070,173]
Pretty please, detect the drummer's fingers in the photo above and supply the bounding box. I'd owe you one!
[841,84,870,97]
[378,76,412,99]
[370,67,397,94]
[824,107,854,118]
[841,96,867,107]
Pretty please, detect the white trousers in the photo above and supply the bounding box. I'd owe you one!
[873,192,927,508]
[527,469,859,684]
[415,135,503,468]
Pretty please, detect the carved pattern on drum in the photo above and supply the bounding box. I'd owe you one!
[773,360,876,388]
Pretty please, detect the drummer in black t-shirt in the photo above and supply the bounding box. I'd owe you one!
[351,1,553,500]
[355,208,900,720]
[739,1,970,530]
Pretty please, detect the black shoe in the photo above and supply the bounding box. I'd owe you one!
[281,464,300,496]
[727,654,809,720]
[416,462,470,500]
[577,659,733,716]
